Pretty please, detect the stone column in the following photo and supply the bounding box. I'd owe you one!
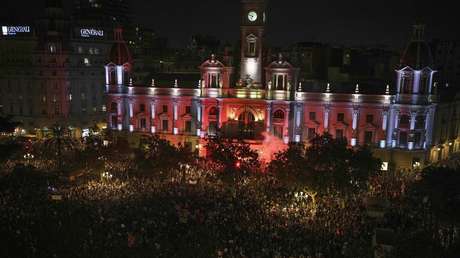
[351,108,359,146]
[150,100,156,133]
[381,109,389,148]
[173,100,178,135]
[324,105,330,132]
[128,100,134,132]
[284,108,290,144]
[294,102,303,142]
[266,102,272,132]
[392,111,400,148]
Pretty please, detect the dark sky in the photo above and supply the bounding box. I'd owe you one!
[2,0,459,50]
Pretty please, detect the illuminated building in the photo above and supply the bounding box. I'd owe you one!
[0,0,110,137]
[107,0,438,169]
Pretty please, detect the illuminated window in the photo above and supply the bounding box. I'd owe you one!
[49,44,56,53]
[84,58,90,66]
[101,105,107,112]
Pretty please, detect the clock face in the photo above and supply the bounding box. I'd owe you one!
[248,11,258,22]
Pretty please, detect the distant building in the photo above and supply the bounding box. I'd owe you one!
[432,39,460,88]
[107,0,438,169]
[73,0,131,25]
[0,0,112,136]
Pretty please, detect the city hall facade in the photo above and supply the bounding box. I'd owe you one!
[107,0,437,169]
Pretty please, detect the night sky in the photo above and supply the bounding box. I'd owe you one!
[2,0,459,50]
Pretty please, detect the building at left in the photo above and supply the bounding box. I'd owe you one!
[0,0,117,137]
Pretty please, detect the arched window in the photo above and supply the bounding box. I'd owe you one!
[246,34,257,56]
[401,73,413,94]
[273,110,285,119]
[209,107,218,116]
[109,68,116,84]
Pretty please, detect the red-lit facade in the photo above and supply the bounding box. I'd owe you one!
[107,0,438,168]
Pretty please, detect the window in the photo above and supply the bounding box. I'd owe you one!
[140,104,145,112]
[247,35,257,56]
[399,115,410,128]
[273,110,285,119]
[162,105,168,113]
[185,106,191,114]
[337,113,345,122]
[309,112,316,121]
[185,121,192,133]
[415,116,425,129]
[249,42,256,56]
[83,58,90,66]
[140,118,146,129]
[364,131,373,144]
[366,114,374,123]
[308,128,316,139]
[273,125,283,139]
[49,44,56,54]
[162,120,169,132]
[209,107,217,116]
[111,116,117,128]
[336,129,344,139]
[399,131,408,146]
[111,102,118,113]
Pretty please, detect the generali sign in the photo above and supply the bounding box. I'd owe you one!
[80,28,104,38]
[2,26,31,36]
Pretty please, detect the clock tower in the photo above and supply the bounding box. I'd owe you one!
[240,0,267,88]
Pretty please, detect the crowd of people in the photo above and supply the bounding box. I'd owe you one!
[0,163,429,258]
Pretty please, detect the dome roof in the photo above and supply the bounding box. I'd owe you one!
[400,24,433,69]
[110,28,132,65]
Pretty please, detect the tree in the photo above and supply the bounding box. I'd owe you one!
[37,124,80,172]
[268,133,380,195]
[140,135,194,175]
[205,137,260,184]
[268,142,309,186]
[409,166,460,248]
